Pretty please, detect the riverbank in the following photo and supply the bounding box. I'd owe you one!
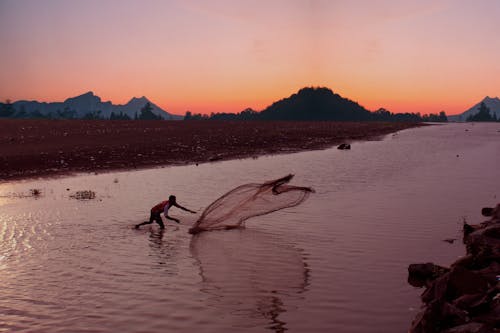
[408,204,500,333]
[0,119,425,180]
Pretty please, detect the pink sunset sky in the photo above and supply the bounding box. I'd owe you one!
[0,0,499,116]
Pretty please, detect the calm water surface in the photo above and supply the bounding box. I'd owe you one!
[1,123,499,333]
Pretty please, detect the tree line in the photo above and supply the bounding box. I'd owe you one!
[183,109,449,122]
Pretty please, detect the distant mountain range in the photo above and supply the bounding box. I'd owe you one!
[448,96,500,122]
[2,92,182,120]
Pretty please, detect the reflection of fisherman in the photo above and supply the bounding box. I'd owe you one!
[135,195,196,229]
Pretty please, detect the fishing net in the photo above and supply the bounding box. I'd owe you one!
[189,174,314,234]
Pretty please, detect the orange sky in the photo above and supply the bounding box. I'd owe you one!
[0,0,499,116]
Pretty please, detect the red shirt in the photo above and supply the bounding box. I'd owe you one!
[151,200,170,214]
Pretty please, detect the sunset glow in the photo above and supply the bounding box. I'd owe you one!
[1,0,499,115]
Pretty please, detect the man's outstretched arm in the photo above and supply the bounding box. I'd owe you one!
[174,203,196,214]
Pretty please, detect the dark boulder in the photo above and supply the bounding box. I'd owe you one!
[471,297,500,327]
[337,143,351,150]
[408,263,449,287]
[441,322,495,333]
[410,300,469,333]
[453,293,490,314]
[446,266,490,300]
[465,224,500,259]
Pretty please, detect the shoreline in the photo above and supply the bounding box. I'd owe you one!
[0,119,426,181]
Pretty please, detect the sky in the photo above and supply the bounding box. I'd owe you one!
[0,0,499,116]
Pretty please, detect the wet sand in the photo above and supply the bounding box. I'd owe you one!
[0,119,424,180]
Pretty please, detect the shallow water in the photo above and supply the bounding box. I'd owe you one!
[1,122,499,333]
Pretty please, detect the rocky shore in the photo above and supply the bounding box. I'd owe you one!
[0,119,423,180]
[408,204,500,333]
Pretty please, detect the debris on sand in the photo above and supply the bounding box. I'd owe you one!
[408,203,500,333]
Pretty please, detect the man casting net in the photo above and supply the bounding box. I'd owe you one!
[189,174,314,234]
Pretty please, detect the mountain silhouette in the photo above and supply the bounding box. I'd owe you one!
[3,92,181,119]
[449,96,500,121]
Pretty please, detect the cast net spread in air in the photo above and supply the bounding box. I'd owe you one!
[189,174,314,234]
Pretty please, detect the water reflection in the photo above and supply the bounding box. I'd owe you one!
[190,228,309,332]
[147,227,182,273]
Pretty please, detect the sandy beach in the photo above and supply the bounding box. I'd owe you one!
[0,119,424,180]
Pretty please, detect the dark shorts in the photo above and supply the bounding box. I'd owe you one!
[150,211,165,228]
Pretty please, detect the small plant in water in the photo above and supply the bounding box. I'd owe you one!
[30,189,42,197]
[70,190,96,200]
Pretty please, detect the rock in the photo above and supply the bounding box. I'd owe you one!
[447,266,489,300]
[453,293,489,313]
[410,307,437,333]
[471,298,500,326]
[463,223,481,237]
[441,322,494,333]
[465,224,500,259]
[477,261,500,284]
[483,224,500,238]
[422,273,450,304]
[451,255,476,270]
[482,207,494,216]
[481,204,500,220]
[409,300,468,333]
[440,301,470,327]
[408,263,449,287]
[337,143,351,150]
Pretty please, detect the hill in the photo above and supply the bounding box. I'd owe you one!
[259,87,372,120]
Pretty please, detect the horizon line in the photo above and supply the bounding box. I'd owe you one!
[2,88,497,117]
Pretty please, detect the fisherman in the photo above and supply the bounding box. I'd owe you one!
[135,195,196,229]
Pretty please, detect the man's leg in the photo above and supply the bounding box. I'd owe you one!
[135,212,155,229]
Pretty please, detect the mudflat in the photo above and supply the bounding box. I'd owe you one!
[0,119,424,180]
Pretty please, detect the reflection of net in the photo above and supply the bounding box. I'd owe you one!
[189,174,314,234]
[189,229,310,330]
